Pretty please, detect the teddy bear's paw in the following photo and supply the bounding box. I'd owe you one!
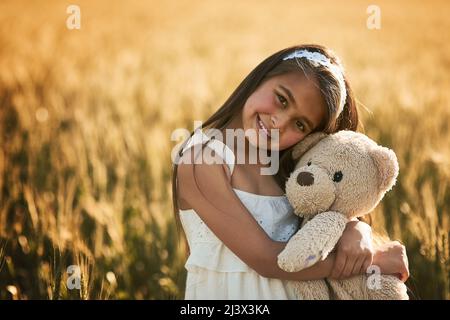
[277,252,300,272]
[277,244,321,272]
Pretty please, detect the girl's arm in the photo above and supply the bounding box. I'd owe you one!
[177,147,335,281]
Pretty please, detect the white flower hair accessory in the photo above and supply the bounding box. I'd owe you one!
[283,49,347,117]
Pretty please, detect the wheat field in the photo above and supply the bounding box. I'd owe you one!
[0,0,448,299]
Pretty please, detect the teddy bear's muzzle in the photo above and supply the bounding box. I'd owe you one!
[286,165,336,218]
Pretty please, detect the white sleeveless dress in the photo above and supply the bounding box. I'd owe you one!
[178,130,299,299]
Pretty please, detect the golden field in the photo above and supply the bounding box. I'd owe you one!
[0,0,448,299]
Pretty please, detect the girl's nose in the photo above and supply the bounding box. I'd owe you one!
[271,114,289,131]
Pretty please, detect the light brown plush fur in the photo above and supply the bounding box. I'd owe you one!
[278,130,408,300]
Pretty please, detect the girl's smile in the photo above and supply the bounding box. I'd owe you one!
[256,113,271,138]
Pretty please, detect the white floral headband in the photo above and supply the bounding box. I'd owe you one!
[283,49,347,117]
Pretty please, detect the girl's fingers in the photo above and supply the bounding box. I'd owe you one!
[400,267,410,282]
[361,259,372,275]
[331,254,347,279]
[341,256,356,278]
[352,256,365,276]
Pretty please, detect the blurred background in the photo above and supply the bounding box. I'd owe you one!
[0,0,448,299]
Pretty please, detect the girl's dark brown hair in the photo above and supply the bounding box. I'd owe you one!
[171,44,359,250]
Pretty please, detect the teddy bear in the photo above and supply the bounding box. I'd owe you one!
[277,130,409,300]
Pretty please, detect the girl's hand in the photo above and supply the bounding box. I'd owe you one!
[329,220,374,280]
[372,241,410,282]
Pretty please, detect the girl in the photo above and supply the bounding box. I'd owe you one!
[172,44,409,299]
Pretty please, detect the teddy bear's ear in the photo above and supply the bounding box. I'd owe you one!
[292,132,328,161]
[369,145,399,193]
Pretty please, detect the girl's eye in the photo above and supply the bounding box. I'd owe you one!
[296,120,306,132]
[276,93,288,108]
[333,171,343,182]
[307,161,312,166]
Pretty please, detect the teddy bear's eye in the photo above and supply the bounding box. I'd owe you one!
[307,161,312,166]
[333,171,343,182]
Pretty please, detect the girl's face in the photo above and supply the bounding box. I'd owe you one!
[241,72,327,151]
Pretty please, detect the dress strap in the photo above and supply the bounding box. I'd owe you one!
[181,130,235,176]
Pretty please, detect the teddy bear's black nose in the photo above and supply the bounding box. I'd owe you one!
[297,171,314,186]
